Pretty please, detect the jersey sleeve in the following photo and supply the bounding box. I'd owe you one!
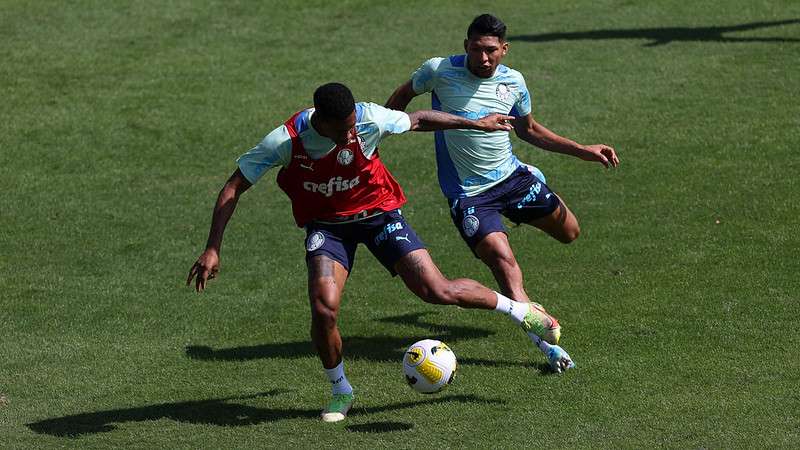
[411,57,445,94]
[512,74,532,117]
[361,102,411,137]
[236,125,293,184]
[355,103,411,158]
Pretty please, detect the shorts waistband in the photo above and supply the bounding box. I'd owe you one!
[314,208,385,225]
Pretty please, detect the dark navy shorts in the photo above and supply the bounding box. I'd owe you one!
[448,165,560,254]
[304,209,426,276]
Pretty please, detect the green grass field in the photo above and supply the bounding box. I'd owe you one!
[2,0,799,447]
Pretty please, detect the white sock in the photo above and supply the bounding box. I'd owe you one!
[323,361,353,395]
[528,332,552,354]
[494,292,529,324]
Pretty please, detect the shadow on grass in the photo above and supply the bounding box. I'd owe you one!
[185,312,549,369]
[27,391,502,437]
[185,313,564,375]
[346,421,413,433]
[509,19,800,47]
[187,312,495,363]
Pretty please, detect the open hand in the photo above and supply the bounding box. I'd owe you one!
[186,249,220,292]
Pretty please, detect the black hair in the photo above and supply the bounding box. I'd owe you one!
[313,82,355,121]
[467,14,506,40]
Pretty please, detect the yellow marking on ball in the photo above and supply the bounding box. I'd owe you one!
[416,357,444,384]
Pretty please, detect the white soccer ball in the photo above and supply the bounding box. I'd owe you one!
[403,339,457,394]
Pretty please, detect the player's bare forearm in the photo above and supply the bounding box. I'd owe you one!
[408,110,469,131]
[384,80,417,111]
[514,117,584,156]
[513,115,619,168]
[205,169,251,252]
[188,168,252,292]
[409,110,513,132]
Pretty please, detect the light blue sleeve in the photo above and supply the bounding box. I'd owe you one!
[236,125,292,184]
[361,102,411,137]
[356,103,411,158]
[411,57,444,94]
[513,74,532,117]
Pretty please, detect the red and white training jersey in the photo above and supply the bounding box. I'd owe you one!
[274,108,408,227]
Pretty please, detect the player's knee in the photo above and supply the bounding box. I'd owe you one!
[415,280,458,306]
[483,247,519,271]
[559,224,580,244]
[310,298,339,328]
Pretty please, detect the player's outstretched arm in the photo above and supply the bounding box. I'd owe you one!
[385,80,418,111]
[513,114,619,168]
[187,168,252,292]
[408,110,514,133]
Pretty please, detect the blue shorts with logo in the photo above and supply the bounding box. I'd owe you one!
[304,209,425,276]
[448,165,560,254]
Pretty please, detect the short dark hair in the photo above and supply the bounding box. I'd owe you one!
[313,82,355,121]
[467,14,506,40]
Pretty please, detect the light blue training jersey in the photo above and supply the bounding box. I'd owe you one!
[411,55,532,199]
[237,102,411,185]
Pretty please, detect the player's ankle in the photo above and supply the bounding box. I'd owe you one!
[324,361,354,396]
[493,292,528,324]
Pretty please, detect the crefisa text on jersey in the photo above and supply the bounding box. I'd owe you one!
[303,176,361,197]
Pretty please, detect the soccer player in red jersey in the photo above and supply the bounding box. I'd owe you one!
[187,83,573,422]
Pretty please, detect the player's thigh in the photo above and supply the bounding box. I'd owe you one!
[306,254,349,320]
[393,249,449,301]
[526,194,580,243]
[474,231,518,267]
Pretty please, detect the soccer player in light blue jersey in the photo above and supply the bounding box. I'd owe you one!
[386,14,619,314]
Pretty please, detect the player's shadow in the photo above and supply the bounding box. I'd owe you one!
[508,19,800,47]
[187,312,491,363]
[26,391,502,437]
[345,421,414,433]
[186,312,537,368]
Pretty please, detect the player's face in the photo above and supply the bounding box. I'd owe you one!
[317,110,357,146]
[464,35,508,78]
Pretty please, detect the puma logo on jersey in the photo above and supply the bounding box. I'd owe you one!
[299,163,314,171]
[395,234,410,243]
[303,176,360,197]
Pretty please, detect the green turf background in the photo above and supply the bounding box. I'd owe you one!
[2,0,799,447]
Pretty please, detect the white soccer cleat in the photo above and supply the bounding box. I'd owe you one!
[545,345,575,374]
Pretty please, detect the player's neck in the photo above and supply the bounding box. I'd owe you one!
[309,110,323,136]
[309,112,345,150]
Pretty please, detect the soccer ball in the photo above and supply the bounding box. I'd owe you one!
[402,339,457,394]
